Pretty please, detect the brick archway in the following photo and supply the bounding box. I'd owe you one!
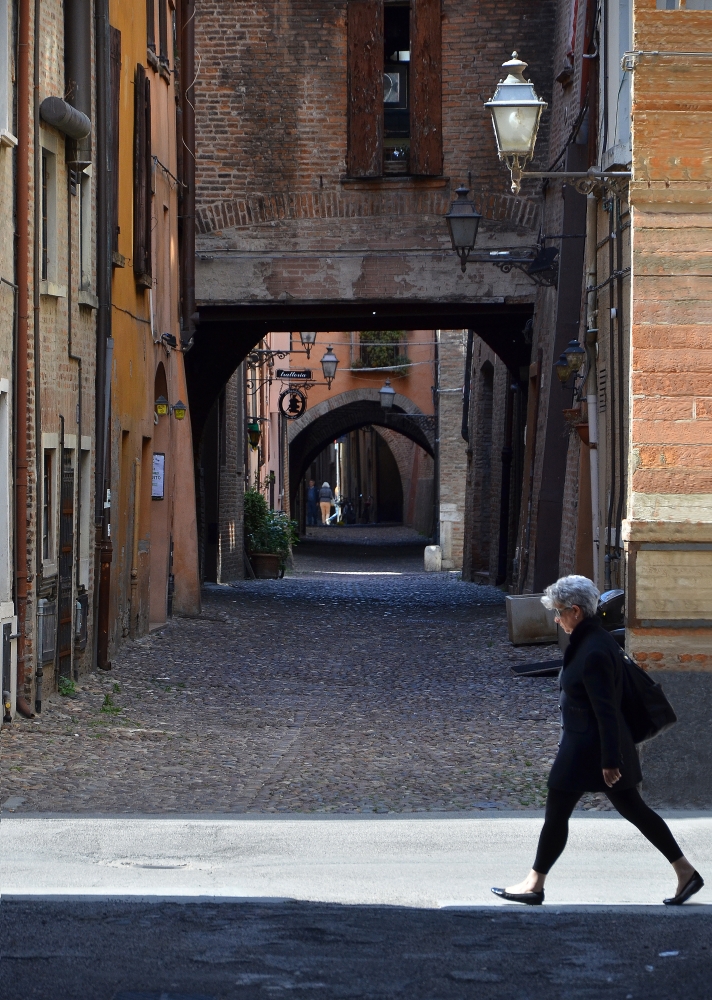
[288,388,434,505]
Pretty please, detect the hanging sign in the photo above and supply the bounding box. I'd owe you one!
[276,369,311,380]
[152,452,165,500]
[278,387,307,420]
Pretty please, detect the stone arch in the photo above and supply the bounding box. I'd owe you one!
[288,387,434,505]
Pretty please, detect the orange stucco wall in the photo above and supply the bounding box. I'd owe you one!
[107,0,199,647]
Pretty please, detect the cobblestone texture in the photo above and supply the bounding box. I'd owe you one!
[1,558,613,815]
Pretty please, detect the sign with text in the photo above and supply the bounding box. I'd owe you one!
[276,369,312,381]
[152,452,165,500]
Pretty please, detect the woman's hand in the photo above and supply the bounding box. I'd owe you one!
[603,768,621,787]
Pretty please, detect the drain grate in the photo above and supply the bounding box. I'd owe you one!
[114,994,216,1000]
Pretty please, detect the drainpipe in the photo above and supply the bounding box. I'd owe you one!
[179,0,196,348]
[129,457,141,637]
[94,0,113,670]
[13,0,33,717]
[585,192,600,587]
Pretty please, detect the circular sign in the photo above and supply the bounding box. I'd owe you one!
[278,387,307,420]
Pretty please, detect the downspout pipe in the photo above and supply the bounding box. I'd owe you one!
[63,0,93,165]
[179,0,195,349]
[93,0,113,670]
[14,0,33,717]
[585,192,600,587]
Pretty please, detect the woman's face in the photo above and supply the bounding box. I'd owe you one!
[554,604,583,634]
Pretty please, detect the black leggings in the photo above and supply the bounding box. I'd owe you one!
[533,786,684,874]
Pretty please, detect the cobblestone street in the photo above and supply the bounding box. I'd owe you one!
[1,542,572,815]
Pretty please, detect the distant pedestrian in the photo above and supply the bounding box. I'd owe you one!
[306,479,318,526]
[319,482,334,526]
[492,575,703,907]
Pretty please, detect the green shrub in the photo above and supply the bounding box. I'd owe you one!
[244,486,299,560]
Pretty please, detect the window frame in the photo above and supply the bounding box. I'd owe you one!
[347,0,442,179]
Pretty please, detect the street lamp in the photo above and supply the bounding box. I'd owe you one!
[444,186,482,273]
[247,419,261,450]
[299,330,317,359]
[564,339,586,373]
[155,395,169,417]
[320,345,338,388]
[172,399,187,420]
[554,353,573,386]
[555,340,587,387]
[379,379,396,410]
[485,52,547,194]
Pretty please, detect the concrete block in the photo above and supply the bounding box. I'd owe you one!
[424,545,442,572]
[506,594,557,645]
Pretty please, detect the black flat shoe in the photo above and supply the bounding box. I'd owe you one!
[491,887,544,905]
[663,871,704,906]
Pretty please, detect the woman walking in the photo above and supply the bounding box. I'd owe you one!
[492,575,703,907]
[319,481,334,526]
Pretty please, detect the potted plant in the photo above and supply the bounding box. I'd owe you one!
[244,486,298,578]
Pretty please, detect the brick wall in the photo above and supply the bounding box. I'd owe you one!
[624,0,712,670]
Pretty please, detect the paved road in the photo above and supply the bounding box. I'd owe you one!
[3,814,711,907]
[0,571,567,815]
[2,897,711,999]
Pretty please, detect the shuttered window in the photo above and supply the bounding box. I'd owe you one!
[347,0,383,177]
[347,0,442,178]
[147,0,156,53]
[410,0,442,175]
[110,27,121,257]
[133,63,153,288]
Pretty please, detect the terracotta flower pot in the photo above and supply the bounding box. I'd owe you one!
[249,552,282,579]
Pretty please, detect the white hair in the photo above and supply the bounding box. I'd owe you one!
[322,481,330,488]
[541,575,600,619]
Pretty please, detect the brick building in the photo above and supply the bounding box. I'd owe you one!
[1,0,200,726]
[459,0,712,803]
[189,0,558,574]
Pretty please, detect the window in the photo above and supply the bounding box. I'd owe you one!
[602,0,632,168]
[657,1,712,7]
[0,0,16,145]
[147,0,156,52]
[42,450,54,563]
[40,145,60,292]
[159,0,169,66]
[133,63,153,288]
[347,0,442,178]
[353,331,409,371]
[78,165,92,290]
[384,5,410,172]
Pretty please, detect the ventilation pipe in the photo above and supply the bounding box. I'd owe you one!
[39,97,91,141]
[63,0,93,164]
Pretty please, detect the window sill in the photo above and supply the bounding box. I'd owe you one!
[78,289,99,309]
[40,281,67,298]
[147,49,160,72]
[112,251,126,268]
[340,175,449,191]
[0,129,18,147]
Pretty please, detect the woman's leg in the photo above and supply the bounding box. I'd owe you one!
[605,786,696,893]
[506,788,580,892]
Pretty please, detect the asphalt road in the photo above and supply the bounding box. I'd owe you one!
[2,897,711,999]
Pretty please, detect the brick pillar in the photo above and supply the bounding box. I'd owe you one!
[438,330,468,570]
[217,367,245,582]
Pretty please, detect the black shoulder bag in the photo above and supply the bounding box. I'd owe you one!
[619,651,677,744]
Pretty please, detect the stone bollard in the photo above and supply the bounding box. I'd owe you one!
[424,545,442,572]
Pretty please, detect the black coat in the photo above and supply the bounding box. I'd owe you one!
[548,616,642,793]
